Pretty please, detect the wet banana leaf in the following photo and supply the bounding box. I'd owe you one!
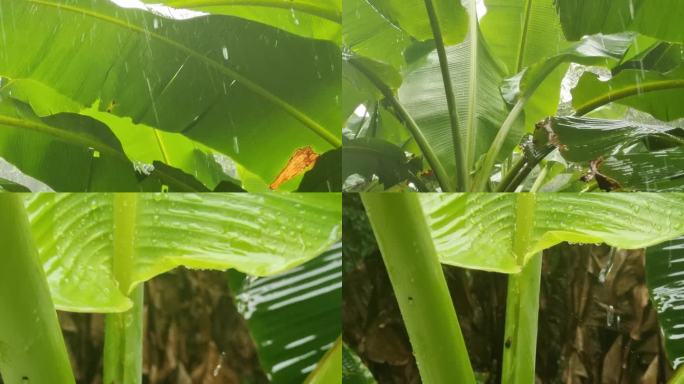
[571,43,684,120]
[343,138,421,190]
[24,193,341,313]
[233,244,342,383]
[480,0,569,129]
[399,31,523,179]
[83,105,236,190]
[342,0,411,73]
[1,80,237,191]
[0,99,139,191]
[645,236,684,370]
[139,0,341,42]
[419,193,684,273]
[601,149,684,192]
[572,69,684,121]
[555,0,684,42]
[549,116,684,162]
[0,0,341,189]
[365,0,467,46]
[501,34,631,128]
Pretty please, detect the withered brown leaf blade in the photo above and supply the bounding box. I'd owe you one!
[269,146,320,190]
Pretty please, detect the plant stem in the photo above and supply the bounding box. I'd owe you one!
[496,155,526,192]
[361,193,475,384]
[473,98,526,191]
[502,194,541,384]
[423,0,467,191]
[0,194,75,384]
[529,162,551,192]
[496,144,555,192]
[474,58,565,191]
[349,58,454,191]
[104,194,143,384]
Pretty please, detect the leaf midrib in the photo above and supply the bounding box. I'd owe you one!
[573,78,684,116]
[26,0,341,148]
[0,113,127,161]
[164,0,342,22]
[515,0,534,74]
[465,0,478,172]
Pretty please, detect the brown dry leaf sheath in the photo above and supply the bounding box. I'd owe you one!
[269,146,319,190]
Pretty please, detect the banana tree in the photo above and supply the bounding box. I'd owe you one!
[360,192,684,383]
[0,192,342,383]
[0,0,342,192]
[343,0,684,192]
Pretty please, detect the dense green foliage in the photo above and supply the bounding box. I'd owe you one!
[343,0,684,192]
[0,0,342,192]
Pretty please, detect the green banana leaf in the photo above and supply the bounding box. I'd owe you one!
[549,116,684,162]
[555,0,684,43]
[501,34,632,128]
[572,69,684,121]
[480,0,569,128]
[399,31,523,177]
[480,0,565,76]
[601,149,684,192]
[342,0,411,73]
[82,103,237,190]
[139,0,341,42]
[0,0,341,189]
[0,98,140,191]
[1,80,239,191]
[23,193,341,313]
[343,138,421,190]
[232,243,342,383]
[571,42,684,120]
[365,0,467,46]
[419,193,684,273]
[645,236,684,370]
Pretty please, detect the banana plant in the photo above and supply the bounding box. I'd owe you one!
[343,0,684,192]
[0,192,341,383]
[361,192,684,383]
[0,0,342,192]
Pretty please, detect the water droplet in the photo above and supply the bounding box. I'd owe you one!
[232,136,240,153]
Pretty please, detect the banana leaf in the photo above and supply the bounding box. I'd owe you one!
[0,98,139,191]
[555,0,684,42]
[0,0,341,189]
[645,236,684,370]
[23,193,341,313]
[232,244,342,383]
[419,193,684,273]
[139,0,341,42]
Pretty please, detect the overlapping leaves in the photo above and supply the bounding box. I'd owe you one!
[0,0,341,191]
